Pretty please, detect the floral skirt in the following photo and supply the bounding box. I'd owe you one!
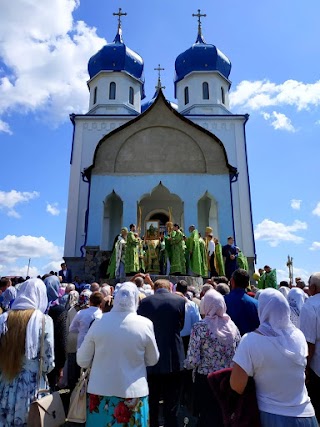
[86,393,149,427]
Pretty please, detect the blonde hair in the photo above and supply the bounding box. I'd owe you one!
[0,309,34,380]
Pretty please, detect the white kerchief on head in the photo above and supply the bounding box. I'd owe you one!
[278,286,290,299]
[288,287,307,316]
[202,289,239,345]
[257,288,307,366]
[0,278,48,359]
[113,282,139,313]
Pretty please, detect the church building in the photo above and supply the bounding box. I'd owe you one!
[64,9,255,280]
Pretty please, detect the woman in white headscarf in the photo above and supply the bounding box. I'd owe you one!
[185,289,241,427]
[231,288,317,427]
[77,282,159,427]
[288,287,307,328]
[0,279,54,426]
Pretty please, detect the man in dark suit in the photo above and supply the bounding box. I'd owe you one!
[138,279,185,427]
[58,262,72,283]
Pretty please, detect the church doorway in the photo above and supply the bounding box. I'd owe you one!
[138,183,183,236]
[101,191,123,250]
[197,191,219,238]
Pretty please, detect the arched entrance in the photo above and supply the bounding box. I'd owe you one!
[138,183,184,235]
[101,191,123,250]
[197,191,219,238]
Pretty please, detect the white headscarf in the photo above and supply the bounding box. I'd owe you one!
[0,278,48,359]
[288,287,307,317]
[278,286,290,299]
[257,288,307,366]
[202,289,239,345]
[113,282,139,313]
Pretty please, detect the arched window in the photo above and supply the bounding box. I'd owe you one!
[202,82,209,100]
[184,87,189,105]
[93,87,97,104]
[129,86,134,105]
[221,87,225,104]
[109,82,116,100]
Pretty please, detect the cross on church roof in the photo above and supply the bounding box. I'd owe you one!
[192,9,207,37]
[154,64,165,91]
[113,7,127,29]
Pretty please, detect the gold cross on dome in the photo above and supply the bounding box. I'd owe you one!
[113,8,127,29]
[154,64,165,90]
[192,9,207,35]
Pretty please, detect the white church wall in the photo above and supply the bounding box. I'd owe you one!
[189,115,255,258]
[87,174,233,249]
[176,71,230,114]
[64,115,133,257]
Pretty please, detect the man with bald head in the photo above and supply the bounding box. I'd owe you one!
[300,272,320,421]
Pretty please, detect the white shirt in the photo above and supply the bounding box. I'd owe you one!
[208,240,215,257]
[300,293,320,376]
[69,306,102,349]
[77,311,159,398]
[233,332,314,417]
[180,299,201,337]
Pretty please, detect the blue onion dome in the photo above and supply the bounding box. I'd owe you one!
[88,28,145,98]
[174,30,231,91]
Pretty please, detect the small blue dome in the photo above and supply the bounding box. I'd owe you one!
[88,30,145,98]
[174,33,231,94]
[141,89,178,113]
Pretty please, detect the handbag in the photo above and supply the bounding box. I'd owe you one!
[67,367,91,423]
[27,316,66,427]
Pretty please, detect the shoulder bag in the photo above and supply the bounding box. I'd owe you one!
[66,366,91,423]
[27,316,66,427]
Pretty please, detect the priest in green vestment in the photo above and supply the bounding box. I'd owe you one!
[107,228,127,279]
[199,233,208,277]
[236,248,249,272]
[213,238,225,276]
[169,224,186,275]
[187,225,203,276]
[125,224,140,275]
[258,265,277,289]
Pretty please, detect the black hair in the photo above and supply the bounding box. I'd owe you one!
[227,236,234,240]
[232,269,250,289]
[129,224,136,230]
[173,224,180,229]
[280,281,290,288]
[176,280,188,295]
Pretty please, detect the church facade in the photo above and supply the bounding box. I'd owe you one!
[64,11,255,280]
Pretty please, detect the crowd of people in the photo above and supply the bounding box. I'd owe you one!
[0,267,319,426]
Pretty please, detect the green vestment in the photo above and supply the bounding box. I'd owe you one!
[199,237,208,277]
[187,229,203,276]
[125,231,140,274]
[214,243,225,276]
[258,269,277,289]
[237,251,249,272]
[145,240,160,274]
[170,230,186,275]
[106,247,117,279]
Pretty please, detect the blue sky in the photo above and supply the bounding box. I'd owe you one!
[0,0,319,281]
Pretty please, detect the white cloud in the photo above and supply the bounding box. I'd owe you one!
[0,190,39,217]
[0,235,62,264]
[290,199,302,210]
[46,202,60,216]
[0,119,12,135]
[312,202,320,216]
[262,111,295,132]
[230,79,320,111]
[3,264,40,278]
[43,260,63,272]
[310,241,320,251]
[254,218,307,247]
[0,0,106,129]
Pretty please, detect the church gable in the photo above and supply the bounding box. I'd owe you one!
[90,91,235,176]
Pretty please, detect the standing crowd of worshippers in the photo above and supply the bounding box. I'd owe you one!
[1,268,320,427]
[107,222,249,281]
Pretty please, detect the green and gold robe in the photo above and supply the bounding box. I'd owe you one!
[125,231,140,274]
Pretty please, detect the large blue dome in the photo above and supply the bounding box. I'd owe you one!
[174,33,231,92]
[88,30,145,98]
